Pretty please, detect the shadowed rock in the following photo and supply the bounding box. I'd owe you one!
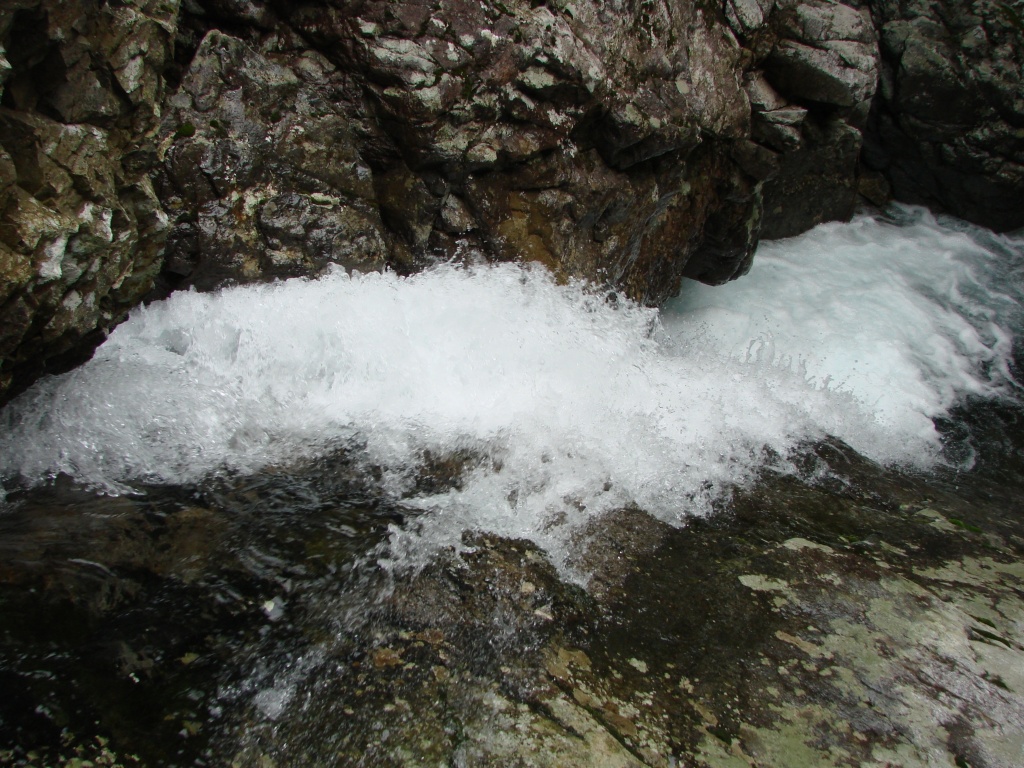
[864,0,1024,231]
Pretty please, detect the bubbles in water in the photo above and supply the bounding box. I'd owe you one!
[1,206,1021,571]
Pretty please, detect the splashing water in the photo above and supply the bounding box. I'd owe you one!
[1,206,1021,571]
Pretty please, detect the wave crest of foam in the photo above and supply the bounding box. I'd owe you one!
[1,206,1020,570]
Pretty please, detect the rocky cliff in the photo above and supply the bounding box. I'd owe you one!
[1,0,1022,404]
[0,0,176,402]
[864,0,1024,231]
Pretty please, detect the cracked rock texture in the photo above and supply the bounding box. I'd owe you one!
[3,439,1024,766]
[1,0,1022,403]
[0,0,177,403]
[156,0,759,300]
[864,0,1024,232]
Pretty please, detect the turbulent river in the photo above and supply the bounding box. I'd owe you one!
[1,205,1023,766]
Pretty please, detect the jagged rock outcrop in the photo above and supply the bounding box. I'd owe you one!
[0,0,1021,404]
[0,0,177,403]
[725,0,881,238]
[156,0,762,300]
[156,29,389,290]
[864,0,1024,231]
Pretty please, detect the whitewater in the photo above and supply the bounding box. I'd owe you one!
[1,206,1022,572]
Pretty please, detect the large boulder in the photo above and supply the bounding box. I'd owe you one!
[768,0,879,107]
[0,0,177,404]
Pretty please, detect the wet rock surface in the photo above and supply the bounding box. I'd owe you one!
[2,433,1023,767]
[156,28,388,292]
[0,0,178,404]
[3,0,1023,400]
[751,0,881,239]
[149,0,891,296]
[155,0,760,303]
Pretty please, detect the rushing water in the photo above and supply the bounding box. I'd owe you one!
[2,205,1022,570]
[1,205,1023,764]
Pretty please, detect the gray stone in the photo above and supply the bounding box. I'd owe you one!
[754,107,809,151]
[864,0,1024,230]
[761,117,863,239]
[767,38,877,106]
[727,0,768,34]
[778,0,876,45]
[2,0,1021,402]
[745,71,789,112]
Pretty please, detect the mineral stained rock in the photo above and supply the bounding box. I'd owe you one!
[155,0,885,295]
[156,0,758,302]
[3,440,1024,767]
[1,0,1022,402]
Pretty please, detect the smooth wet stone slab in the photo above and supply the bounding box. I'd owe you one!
[1,439,1023,767]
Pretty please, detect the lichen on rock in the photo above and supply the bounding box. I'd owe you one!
[152,0,763,305]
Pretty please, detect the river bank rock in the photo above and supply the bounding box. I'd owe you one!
[864,0,1024,232]
[1,0,1023,402]
[2,440,1023,766]
[0,0,177,404]
[154,0,762,302]
[752,0,881,238]
[150,0,888,296]
[156,28,389,291]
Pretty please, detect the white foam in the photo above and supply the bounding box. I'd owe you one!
[1,206,1020,570]
[669,207,1023,458]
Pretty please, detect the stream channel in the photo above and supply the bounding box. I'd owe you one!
[1,205,1024,767]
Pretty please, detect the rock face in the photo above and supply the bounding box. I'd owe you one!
[0,0,1021,403]
[3,439,1024,766]
[710,0,883,240]
[156,0,760,300]
[150,0,888,293]
[156,28,389,291]
[864,0,1024,232]
[0,0,176,403]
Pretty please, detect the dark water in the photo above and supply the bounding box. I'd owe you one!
[935,339,1024,493]
[0,455,399,765]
